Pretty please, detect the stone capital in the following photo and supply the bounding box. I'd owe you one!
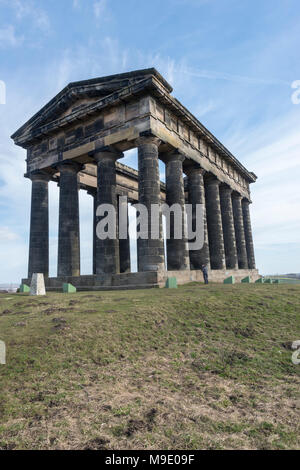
[54,160,84,173]
[232,191,243,200]
[184,161,205,176]
[242,197,252,205]
[87,187,97,197]
[160,149,185,164]
[205,173,221,186]
[93,146,123,163]
[28,170,51,183]
[134,132,161,148]
[219,183,233,194]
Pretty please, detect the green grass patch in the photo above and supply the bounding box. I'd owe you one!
[0,284,299,449]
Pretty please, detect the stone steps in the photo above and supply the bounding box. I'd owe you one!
[45,283,160,292]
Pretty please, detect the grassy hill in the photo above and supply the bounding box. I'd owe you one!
[0,283,299,450]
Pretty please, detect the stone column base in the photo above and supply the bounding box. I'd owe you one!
[159,268,260,286]
[22,269,260,291]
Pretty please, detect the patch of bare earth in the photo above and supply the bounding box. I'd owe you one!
[2,357,298,450]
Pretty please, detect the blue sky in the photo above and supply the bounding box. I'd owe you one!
[0,0,299,282]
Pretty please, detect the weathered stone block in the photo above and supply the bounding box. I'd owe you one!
[224,276,235,284]
[30,273,46,296]
[241,276,251,283]
[63,283,77,293]
[19,284,30,293]
[0,340,5,365]
[165,277,177,288]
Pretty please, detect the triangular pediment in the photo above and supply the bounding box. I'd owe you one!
[11,68,172,144]
[58,97,100,120]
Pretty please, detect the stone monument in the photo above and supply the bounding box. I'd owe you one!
[11,68,259,290]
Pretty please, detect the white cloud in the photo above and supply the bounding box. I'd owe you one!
[0,25,23,48]
[193,101,217,119]
[93,0,108,22]
[0,0,50,35]
[177,66,289,87]
[12,0,50,30]
[47,38,130,94]
[0,227,19,241]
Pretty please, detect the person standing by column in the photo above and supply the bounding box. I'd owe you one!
[201,264,209,284]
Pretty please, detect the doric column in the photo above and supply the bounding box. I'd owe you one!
[186,164,210,269]
[118,196,131,273]
[94,147,122,274]
[87,188,97,275]
[242,199,256,269]
[136,134,165,272]
[57,161,81,277]
[163,150,189,270]
[204,175,226,270]
[28,171,50,279]
[219,184,238,269]
[232,192,248,269]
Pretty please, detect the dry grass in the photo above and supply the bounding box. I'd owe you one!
[0,283,299,450]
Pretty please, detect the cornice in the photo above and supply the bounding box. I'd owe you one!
[12,70,256,184]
